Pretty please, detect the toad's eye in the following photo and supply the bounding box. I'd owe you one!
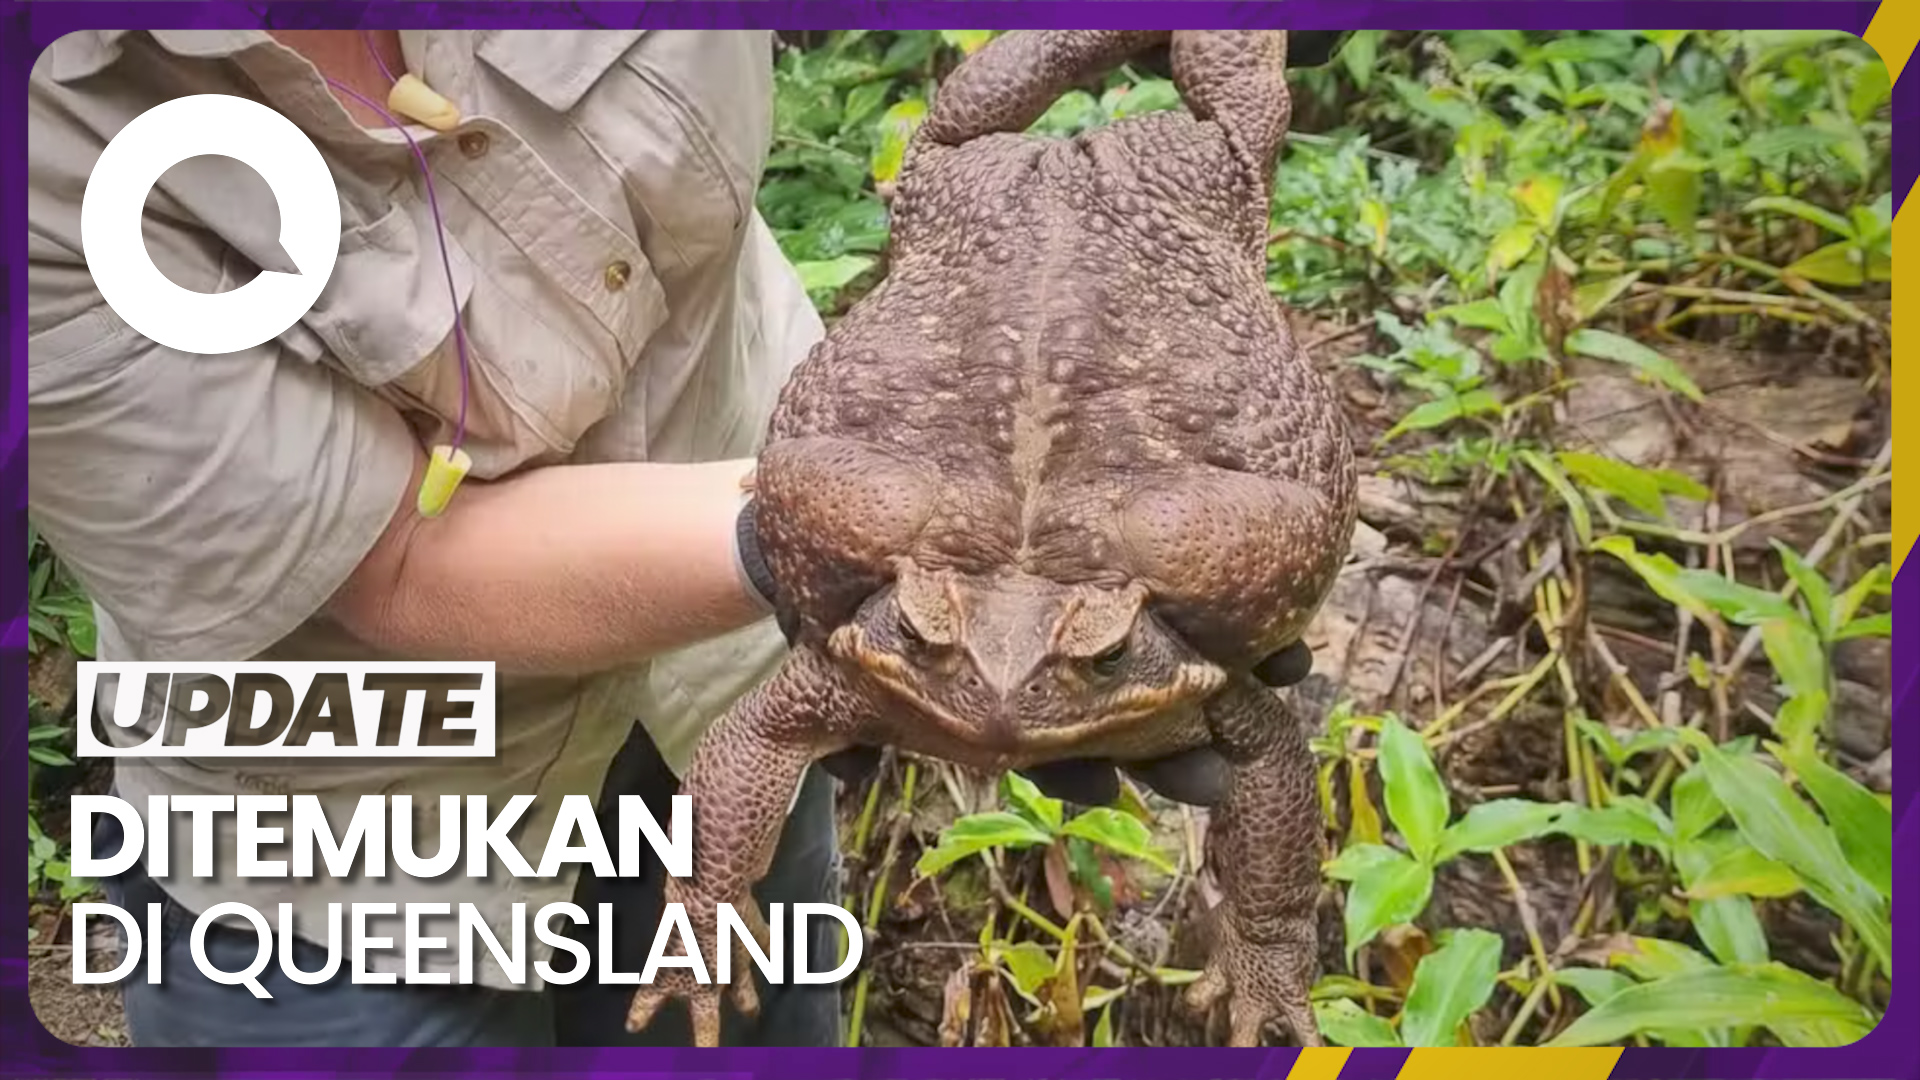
[1090,641,1129,676]
[897,614,925,647]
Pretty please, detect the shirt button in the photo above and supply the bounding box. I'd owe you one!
[458,132,490,158]
[604,261,632,291]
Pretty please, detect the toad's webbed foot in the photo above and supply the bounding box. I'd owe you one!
[1185,901,1322,1047]
[623,648,861,1047]
[1185,676,1325,1047]
[624,890,774,1045]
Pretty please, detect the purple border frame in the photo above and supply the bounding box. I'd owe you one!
[2,3,1907,1077]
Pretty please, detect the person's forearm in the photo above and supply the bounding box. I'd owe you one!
[329,449,767,676]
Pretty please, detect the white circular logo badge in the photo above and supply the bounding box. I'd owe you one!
[81,94,341,355]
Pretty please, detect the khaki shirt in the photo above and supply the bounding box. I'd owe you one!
[27,30,820,987]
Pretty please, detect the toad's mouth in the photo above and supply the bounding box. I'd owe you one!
[826,624,1225,766]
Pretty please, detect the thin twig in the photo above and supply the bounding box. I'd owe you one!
[846,760,920,1048]
[1493,848,1562,1014]
[1724,440,1890,677]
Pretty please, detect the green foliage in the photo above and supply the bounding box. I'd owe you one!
[917,772,1174,887]
[28,526,94,659]
[1548,961,1876,1048]
[27,530,93,919]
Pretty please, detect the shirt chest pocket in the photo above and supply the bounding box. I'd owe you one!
[476,30,774,273]
[301,153,668,479]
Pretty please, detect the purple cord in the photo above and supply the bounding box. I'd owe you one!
[323,72,471,452]
[362,30,400,87]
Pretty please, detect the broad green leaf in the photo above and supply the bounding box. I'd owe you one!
[1687,736,1890,977]
[1674,571,1800,626]
[1776,743,1891,900]
[1829,564,1891,630]
[1343,851,1435,960]
[1497,256,1546,347]
[1431,298,1511,334]
[1785,241,1888,287]
[996,940,1056,998]
[840,81,890,134]
[1340,31,1383,91]
[64,610,97,658]
[1091,1001,1115,1047]
[1378,715,1450,862]
[939,30,996,55]
[1326,842,1403,882]
[869,98,927,185]
[1360,199,1391,256]
[1646,158,1703,244]
[1547,963,1876,1048]
[1383,389,1503,441]
[1833,614,1890,641]
[1488,222,1539,275]
[1621,727,1683,758]
[1653,467,1713,501]
[1572,271,1642,323]
[1758,618,1828,749]
[1557,798,1674,856]
[1518,449,1593,547]
[1682,843,1803,900]
[1677,837,1777,967]
[1001,771,1064,833]
[1436,799,1569,861]
[1558,451,1667,518]
[794,254,876,296]
[1692,894,1770,967]
[1848,60,1891,122]
[1643,30,1691,65]
[1555,966,1635,1007]
[1771,542,1833,639]
[916,811,1056,876]
[1576,718,1628,767]
[1400,929,1503,1047]
[1348,758,1385,847]
[1596,536,1716,623]
[1759,616,1827,696]
[1852,199,1893,248]
[1772,692,1830,757]
[1311,974,1382,1002]
[1104,79,1182,119]
[28,746,75,767]
[1514,175,1565,225]
[1314,998,1402,1047]
[1059,807,1175,874]
[1743,196,1855,240]
[1579,945,1727,1047]
[1565,328,1703,401]
[1066,836,1114,911]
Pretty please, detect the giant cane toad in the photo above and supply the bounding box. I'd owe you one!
[629,29,1358,1047]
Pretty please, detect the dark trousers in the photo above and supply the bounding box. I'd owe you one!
[90,725,843,1048]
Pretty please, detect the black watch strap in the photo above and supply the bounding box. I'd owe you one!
[735,499,781,610]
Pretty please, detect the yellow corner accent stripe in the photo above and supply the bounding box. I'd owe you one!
[1398,1047,1624,1080]
[1863,3,1911,574]
[1285,1047,1353,1080]
[1863,2,1918,85]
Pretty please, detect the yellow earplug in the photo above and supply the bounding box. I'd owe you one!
[417,444,472,518]
[388,73,462,131]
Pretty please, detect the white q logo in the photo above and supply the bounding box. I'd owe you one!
[81,94,341,355]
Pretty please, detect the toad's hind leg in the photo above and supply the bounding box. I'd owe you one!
[624,647,863,1047]
[1185,676,1324,1047]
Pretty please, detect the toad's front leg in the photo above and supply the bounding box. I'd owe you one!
[624,646,861,1046]
[1185,676,1326,1047]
